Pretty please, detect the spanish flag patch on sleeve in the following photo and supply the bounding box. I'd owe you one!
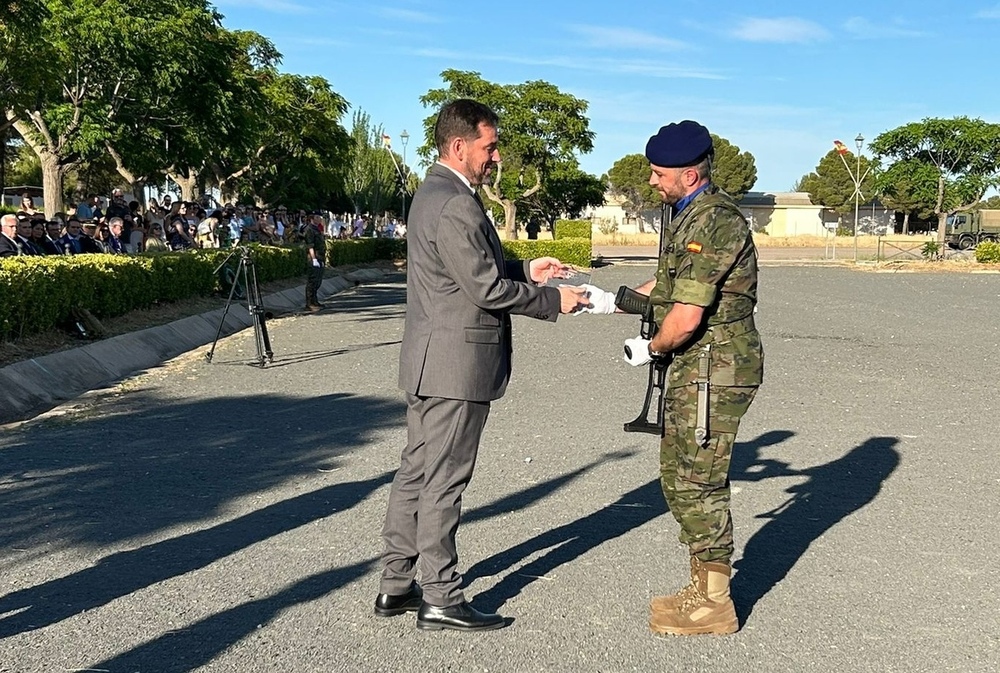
[686,241,703,253]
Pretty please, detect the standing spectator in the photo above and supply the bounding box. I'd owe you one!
[19,194,40,217]
[0,214,19,256]
[168,214,193,250]
[352,214,364,238]
[196,210,222,248]
[106,188,130,221]
[222,207,241,248]
[75,195,92,220]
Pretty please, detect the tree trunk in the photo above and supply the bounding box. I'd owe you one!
[902,212,910,235]
[41,155,67,218]
[0,126,7,194]
[169,170,197,202]
[936,212,948,248]
[130,179,146,207]
[503,200,517,239]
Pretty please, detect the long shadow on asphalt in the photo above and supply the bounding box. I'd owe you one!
[0,391,404,635]
[731,435,901,626]
[460,430,898,620]
[320,283,406,323]
[80,453,632,671]
[86,558,378,673]
[0,472,392,639]
[206,341,402,368]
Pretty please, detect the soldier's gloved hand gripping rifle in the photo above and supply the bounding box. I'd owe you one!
[617,203,671,435]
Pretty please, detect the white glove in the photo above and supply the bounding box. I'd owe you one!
[312,258,321,267]
[576,284,616,315]
[623,337,652,367]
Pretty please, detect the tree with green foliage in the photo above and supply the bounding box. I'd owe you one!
[4,0,229,216]
[874,159,938,234]
[711,134,757,200]
[345,110,401,216]
[418,70,594,237]
[606,153,661,232]
[242,72,351,209]
[870,117,1000,246]
[978,195,1000,210]
[524,160,604,228]
[799,148,877,230]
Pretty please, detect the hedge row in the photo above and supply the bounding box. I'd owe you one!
[502,238,592,268]
[974,240,1000,263]
[327,238,406,266]
[1,236,592,341]
[327,236,593,269]
[553,219,593,240]
[0,245,306,341]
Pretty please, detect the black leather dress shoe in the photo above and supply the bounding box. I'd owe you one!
[374,583,423,617]
[416,601,505,632]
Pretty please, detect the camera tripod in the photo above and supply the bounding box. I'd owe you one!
[206,245,274,367]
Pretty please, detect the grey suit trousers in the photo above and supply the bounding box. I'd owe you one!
[380,393,491,606]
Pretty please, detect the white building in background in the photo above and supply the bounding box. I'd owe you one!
[584,191,895,236]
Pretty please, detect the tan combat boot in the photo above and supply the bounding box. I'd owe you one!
[649,556,703,613]
[648,561,738,636]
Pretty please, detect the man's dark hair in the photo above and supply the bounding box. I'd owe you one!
[434,99,499,157]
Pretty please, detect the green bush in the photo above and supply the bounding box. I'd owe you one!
[0,244,308,341]
[553,219,592,240]
[0,204,19,216]
[327,238,406,266]
[502,238,592,268]
[974,240,1000,263]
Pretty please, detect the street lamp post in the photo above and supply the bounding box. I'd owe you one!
[854,133,864,262]
[400,129,410,223]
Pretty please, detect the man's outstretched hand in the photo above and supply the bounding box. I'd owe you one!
[529,257,570,284]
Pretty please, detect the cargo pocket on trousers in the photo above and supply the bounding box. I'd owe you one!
[682,399,742,487]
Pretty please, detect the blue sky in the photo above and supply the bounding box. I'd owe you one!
[214,0,1000,192]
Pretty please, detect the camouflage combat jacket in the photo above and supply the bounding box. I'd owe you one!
[649,185,764,388]
[304,224,326,263]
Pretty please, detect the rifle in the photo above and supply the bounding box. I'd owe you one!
[618,203,671,435]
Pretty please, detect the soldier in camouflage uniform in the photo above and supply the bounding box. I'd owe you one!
[579,120,763,635]
[304,213,327,311]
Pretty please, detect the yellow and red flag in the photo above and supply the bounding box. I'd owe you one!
[833,140,849,156]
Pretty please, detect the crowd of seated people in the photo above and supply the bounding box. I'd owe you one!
[1,191,407,258]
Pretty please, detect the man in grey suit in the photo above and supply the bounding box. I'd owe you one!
[375,99,585,632]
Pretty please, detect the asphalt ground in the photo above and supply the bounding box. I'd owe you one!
[1,264,999,672]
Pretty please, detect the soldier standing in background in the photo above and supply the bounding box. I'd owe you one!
[303,212,326,312]
[577,120,764,636]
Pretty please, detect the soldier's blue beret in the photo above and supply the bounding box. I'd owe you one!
[645,120,713,168]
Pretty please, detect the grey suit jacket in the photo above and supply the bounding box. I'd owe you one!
[399,164,561,402]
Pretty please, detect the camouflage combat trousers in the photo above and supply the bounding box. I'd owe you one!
[659,384,758,564]
[305,263,324,304]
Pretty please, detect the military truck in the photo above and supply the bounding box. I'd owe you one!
[947,209,1000,249]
